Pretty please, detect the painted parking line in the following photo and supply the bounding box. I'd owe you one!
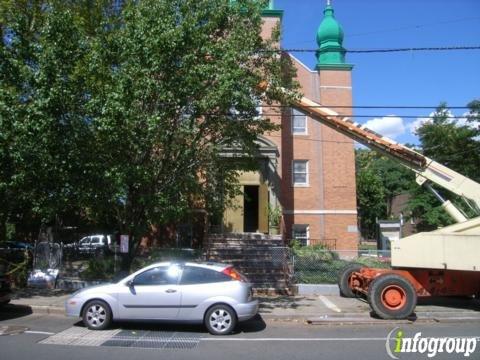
[319,295,342,313]
[202,337,387,341]
[39,327,202,349]
[37,325,396,350]
[25,330,55,335]
[40,327,123,346]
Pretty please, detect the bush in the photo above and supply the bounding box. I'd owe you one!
[292,247,390,284]
[80,257,116,281]
[0,249,30,287]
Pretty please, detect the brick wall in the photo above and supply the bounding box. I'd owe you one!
[261,16,358,251]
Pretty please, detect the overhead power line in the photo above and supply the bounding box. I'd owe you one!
[284,17,480,46]
[259,113,474,119]
[272,46,480,54]
[260,105,472,109]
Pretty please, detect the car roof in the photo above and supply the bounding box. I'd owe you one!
[145,261,230,272]
[122,261,233,283]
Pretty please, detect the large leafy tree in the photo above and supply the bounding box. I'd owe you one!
[1,0,294,267]
[0,0,97,241]
[408,102,480,230]
[356,101,480,238]
[355,150,386,239]
[355,149,413,239]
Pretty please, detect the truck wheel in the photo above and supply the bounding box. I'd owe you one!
[338,263,364,298]
[368,274,417,320]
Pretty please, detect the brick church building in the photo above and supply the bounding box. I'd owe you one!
[222,1,358,251]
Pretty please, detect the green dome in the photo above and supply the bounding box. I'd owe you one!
[315,3,352,70]
[316,6,344,47]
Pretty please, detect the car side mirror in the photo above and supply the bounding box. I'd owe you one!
[126,279,134,288]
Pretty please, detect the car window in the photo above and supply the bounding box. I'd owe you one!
[79,237,90,245]
[90,237,101,244]
[180,266,232,285]
[134,266,180,286]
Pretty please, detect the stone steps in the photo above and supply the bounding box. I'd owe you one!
[206,234,292,292]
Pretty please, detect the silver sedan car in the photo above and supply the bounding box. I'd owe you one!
[65,261,258,335]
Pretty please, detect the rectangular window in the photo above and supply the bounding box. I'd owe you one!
[134,266,180,286]
[292,109,307,134]
[292,160,309,186]
[292,224,309,246]
[180,266,232,285]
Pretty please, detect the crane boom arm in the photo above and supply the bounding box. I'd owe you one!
[293,95,480,214]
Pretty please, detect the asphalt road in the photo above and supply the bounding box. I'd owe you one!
[1,311,479,360]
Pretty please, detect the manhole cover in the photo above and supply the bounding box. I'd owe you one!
[0,325,29,336]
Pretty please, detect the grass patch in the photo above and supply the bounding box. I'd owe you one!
[292,247,390,284]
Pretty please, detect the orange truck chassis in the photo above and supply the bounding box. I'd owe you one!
[338,264,480,319]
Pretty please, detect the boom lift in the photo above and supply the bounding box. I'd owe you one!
[291,94,480,319]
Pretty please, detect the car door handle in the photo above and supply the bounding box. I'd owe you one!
[165,289,177,293]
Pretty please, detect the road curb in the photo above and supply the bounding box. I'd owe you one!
[6,303,65,316]
[6,304,480,324]
[260,311,480,325]
[28,305,65,315]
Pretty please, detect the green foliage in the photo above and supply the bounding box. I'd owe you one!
[80,257,116,281]
[0,249,30,287]
[406,186,452,231]
[407,102,480,229]
[415,103,480,182]
[356,99,479,235]
[0,0,297,267]
[356,149,413,239]
[268,205,282,227]
[292,247,390,284]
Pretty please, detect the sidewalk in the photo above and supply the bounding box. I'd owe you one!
[4,288,480,324]
[258,295,480,324]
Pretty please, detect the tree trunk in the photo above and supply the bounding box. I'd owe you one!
[0,214,7,243]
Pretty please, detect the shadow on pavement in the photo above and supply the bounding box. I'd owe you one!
[11,288,72,299]
[72,314,267,334]
[258,296,312,312]
[417,296,480,311]
[0,304,33,321]
[369,310,418,322]
[236,314,267,333]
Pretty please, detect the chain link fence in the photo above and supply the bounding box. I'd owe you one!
[0,248,30,287]
[292,249,391,284]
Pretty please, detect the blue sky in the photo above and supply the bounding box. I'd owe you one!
[275,0,480,144]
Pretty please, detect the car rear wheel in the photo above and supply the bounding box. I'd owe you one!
[205,304,237,335]
[82,300,112,330]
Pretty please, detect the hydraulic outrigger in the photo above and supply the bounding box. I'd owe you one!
[290,93,480,319]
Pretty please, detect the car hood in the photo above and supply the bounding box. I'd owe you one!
[72,283,115,296]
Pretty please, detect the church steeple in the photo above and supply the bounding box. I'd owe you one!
[315,1,352,70]
[262,0,283,18]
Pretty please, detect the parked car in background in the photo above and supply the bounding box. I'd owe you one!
[0,241,33,250]
[76,235,112,255]
[65,262,258,335]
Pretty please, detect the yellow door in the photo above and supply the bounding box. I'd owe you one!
[258,182,269,233]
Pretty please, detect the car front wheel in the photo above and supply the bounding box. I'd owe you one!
[82,300,112,330]
[205,304,237,335]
